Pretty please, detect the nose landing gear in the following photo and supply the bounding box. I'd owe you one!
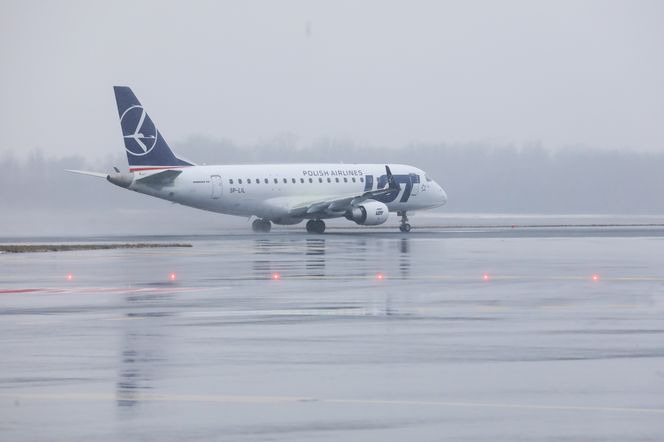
[306,219,326,234]
[398,211,411,233]
[252,218,272,233]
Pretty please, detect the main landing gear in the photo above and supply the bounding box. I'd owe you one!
[398,211,411,233]
[252,218,272,233]
[306,219,326,234]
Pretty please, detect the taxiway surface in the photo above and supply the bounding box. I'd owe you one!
[1,227,663,441]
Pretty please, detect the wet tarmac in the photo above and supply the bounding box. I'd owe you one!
[1,227,664,441]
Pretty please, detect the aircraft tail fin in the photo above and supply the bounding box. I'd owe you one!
[113,86,193,172]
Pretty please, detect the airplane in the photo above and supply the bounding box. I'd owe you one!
[68,87,447,233]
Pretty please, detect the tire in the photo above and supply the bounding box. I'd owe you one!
[307,219,325,234]
[400,223,411,233]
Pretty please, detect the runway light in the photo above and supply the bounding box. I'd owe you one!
[482,273,490,281]
[66,273,74,281]
[591,274,600,282]
[169,272,177,282]
[375,272,385,280]
[271,272,281,280]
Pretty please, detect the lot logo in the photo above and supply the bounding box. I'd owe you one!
[120,105,158,156]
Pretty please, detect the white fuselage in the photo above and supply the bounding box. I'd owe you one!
[128,163,447,224]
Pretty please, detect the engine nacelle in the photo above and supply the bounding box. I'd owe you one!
[345,200,389,226]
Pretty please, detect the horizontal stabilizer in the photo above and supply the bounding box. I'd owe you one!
[135,169,182,185]
[66,170,108,178]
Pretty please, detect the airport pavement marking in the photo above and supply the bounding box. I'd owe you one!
[0,289,41,294]
[103,316,146,321]
[476,305,510,312]
[606,304,641,309]
[2,272,664,287]
[0,287,210,295]
[2,276,664,295]
[2,392,663,415]
[539,304,575,310]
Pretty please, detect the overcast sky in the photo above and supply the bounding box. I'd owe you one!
[1,0,663,160]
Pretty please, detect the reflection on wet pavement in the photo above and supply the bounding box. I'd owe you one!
[116,293,173,412]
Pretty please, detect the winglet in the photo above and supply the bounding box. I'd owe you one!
[385,165,399,190]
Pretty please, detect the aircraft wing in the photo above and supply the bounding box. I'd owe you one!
[288,166,399,217]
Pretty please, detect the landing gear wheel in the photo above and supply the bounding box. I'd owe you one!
[252,218,272,233]
[398,211,411,233]
[306,219,326,234]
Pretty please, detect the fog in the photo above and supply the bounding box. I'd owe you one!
[1,141,662,236]
[1,1,663,235]
[3,1,664,156]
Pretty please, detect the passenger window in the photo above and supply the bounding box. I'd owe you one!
[326,177,331,183]
[283,178,287,184]
[352,177,356,183]
[309,178,313,183]
[247,179,252,184]
[335,177,339,183]
[274,178,278,184]
[238,179,243,184]
[264,178,268,184]
[318,178,323,183]
[344,177,348,183]
[300,178,304,183]
[360,177,364,183]
[229,179,234,184]
[255,178,260,184]
[292,178,296,183]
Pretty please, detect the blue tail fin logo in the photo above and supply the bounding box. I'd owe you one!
[113,86,193,169]
[120,105,158,156]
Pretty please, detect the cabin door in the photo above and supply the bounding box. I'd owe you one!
[211,175,223,199]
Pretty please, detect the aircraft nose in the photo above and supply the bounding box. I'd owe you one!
[438,184,448,206]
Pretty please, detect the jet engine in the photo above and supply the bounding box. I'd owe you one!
[345,200,389,225]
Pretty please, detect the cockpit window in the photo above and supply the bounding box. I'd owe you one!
[425,174,433,182]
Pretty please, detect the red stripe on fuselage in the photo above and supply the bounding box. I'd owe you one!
[129,166,188,172]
